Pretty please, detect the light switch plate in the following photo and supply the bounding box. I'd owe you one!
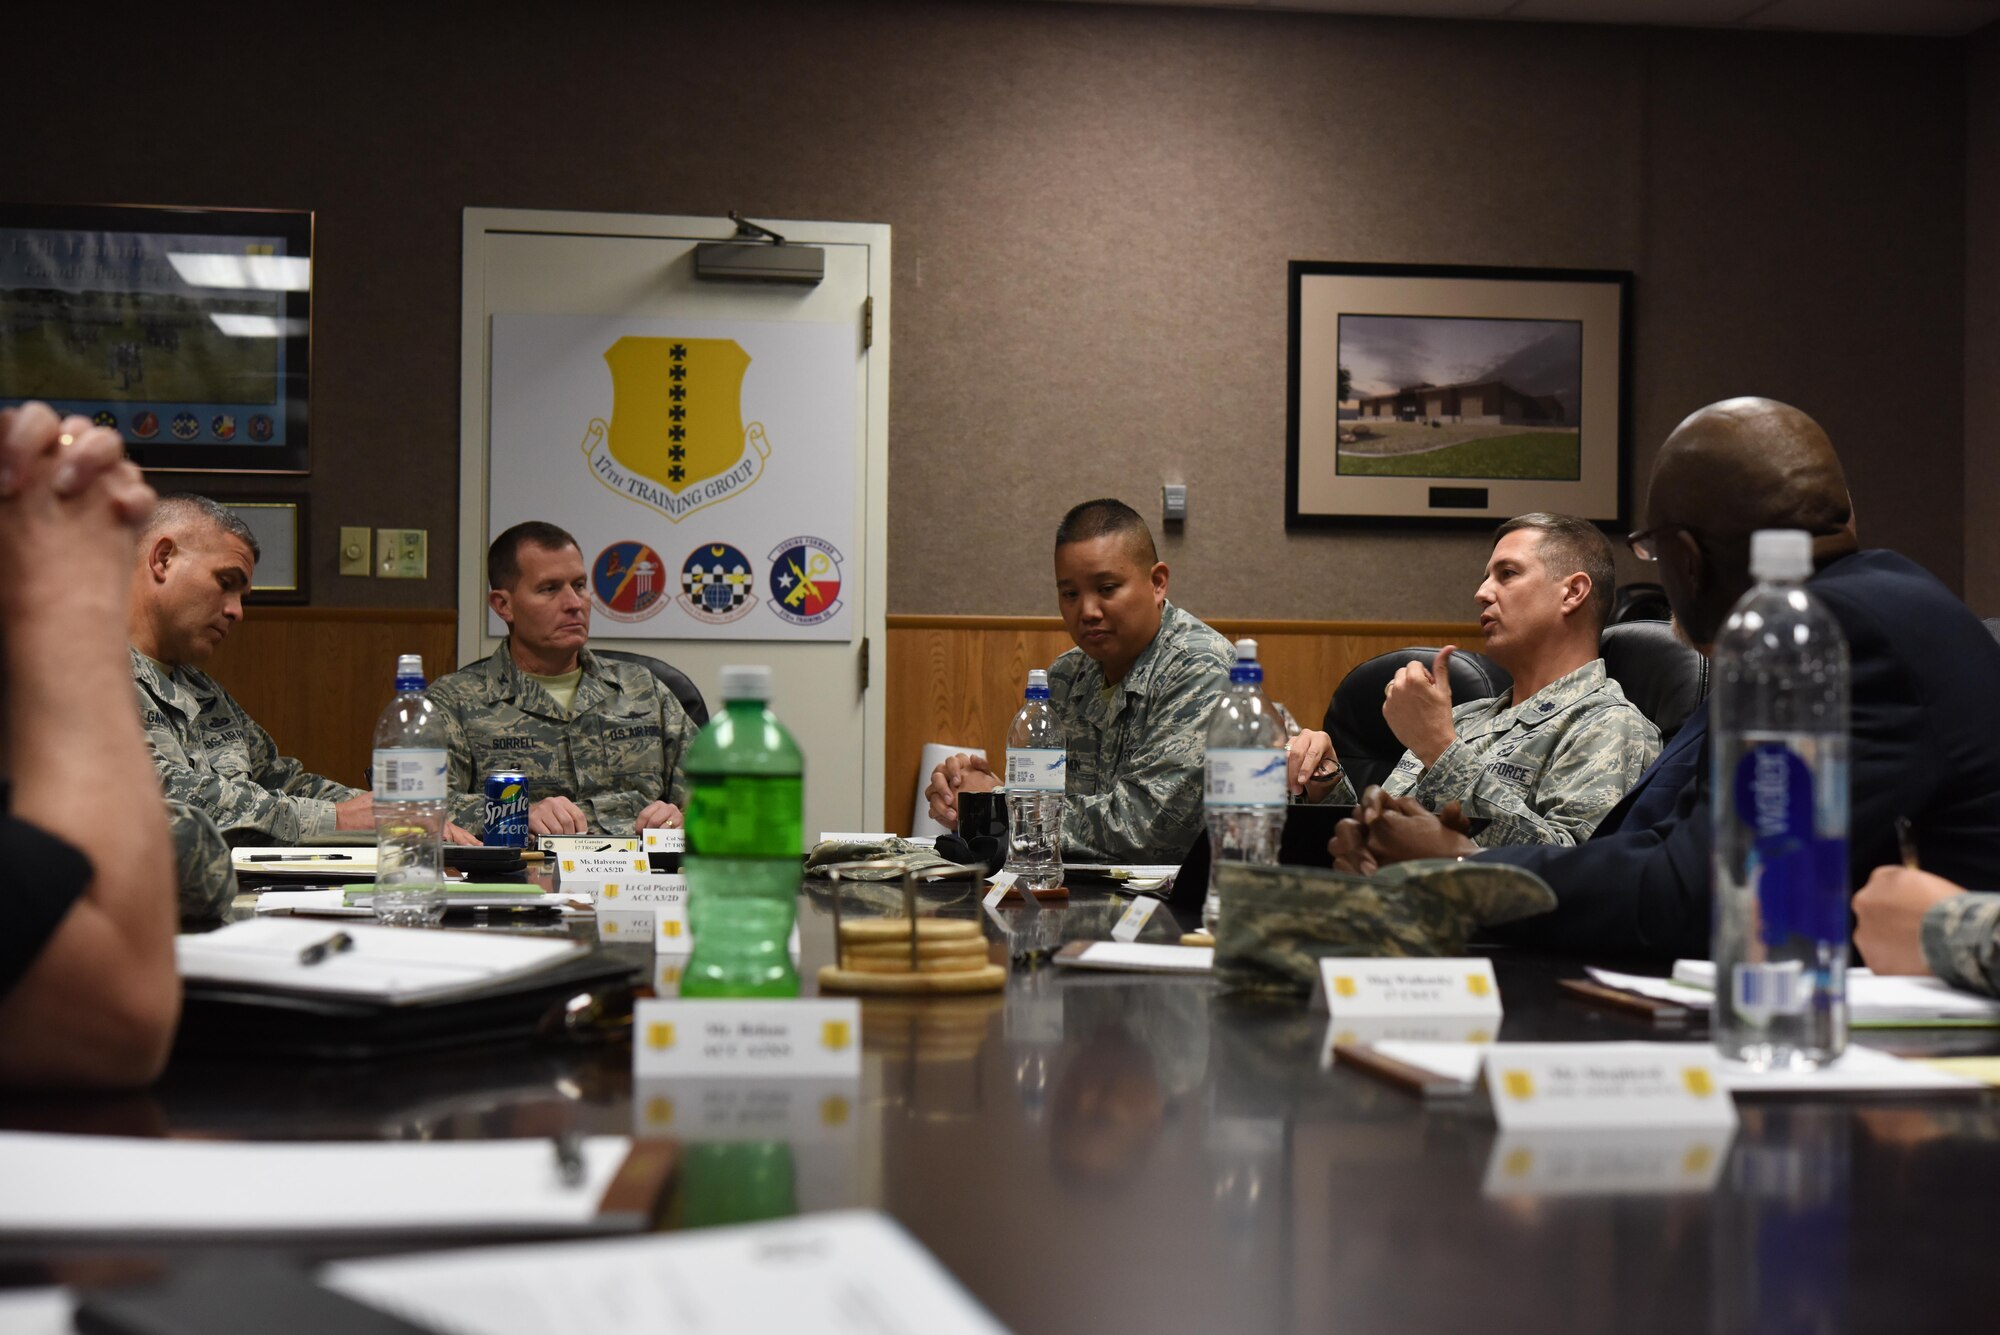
[338,526,372,577]
[1162,483,1188,522]
[376,528,428,579]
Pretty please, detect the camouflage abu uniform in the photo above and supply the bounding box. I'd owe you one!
[1922,893,2000,997]
[168,798,237,920]
[131,648,360,845]
[426,642,698,838]
[1326,660,1659,848]
[1047,600,1233,864]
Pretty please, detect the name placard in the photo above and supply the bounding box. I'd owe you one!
[981,872,1020,909]
[641,827,686,854]
[1485,1042,1739,1132]
[632,1076,860,1142]
[598,907,684,947]
[1111,895,1162,942]
[1314,958,1504,1018]
[558,851,652,878]
[634,999,863,1078]
[538,835,642,855]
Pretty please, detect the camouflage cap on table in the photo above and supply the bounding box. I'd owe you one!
[804,836,962,880]
[1212,858,1557,996]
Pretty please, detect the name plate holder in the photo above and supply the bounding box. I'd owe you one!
[641,826,685,872]
[634,999,863,1079]
[1110,895,1162,943]
[558,851,652,880]
[1313,957,1504,1018]
[1484,1042,1739,1133]
[539,835,642,855]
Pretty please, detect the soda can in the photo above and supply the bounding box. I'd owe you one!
[483,771,530,847]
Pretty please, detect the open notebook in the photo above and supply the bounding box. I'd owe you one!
[176,919,589,1005]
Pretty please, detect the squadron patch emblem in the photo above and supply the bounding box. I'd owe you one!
[766,536,844,627]
[677,542,757,624]
[591,540,668,624]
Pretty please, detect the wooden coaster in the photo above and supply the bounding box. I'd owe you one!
[843,936,988,961]
[992,885,1070,904]
[837,918,983,943]
[840,955,989,975]
[1180,931,1215,947]
[818,963,1007,994]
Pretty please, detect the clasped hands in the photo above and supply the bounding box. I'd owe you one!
[925,753,1000,830]
[1329,785,1478,875]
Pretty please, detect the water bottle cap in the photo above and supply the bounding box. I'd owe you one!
[718,664,773,702]
[394,653,425,687]
[1750,529,1812,581]
[1232,638,1260,663]
[1027,668,1049,687]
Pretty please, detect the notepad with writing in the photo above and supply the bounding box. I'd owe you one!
[176,919,588,1005]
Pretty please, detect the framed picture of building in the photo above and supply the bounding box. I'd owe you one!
[1286,262,1631,530]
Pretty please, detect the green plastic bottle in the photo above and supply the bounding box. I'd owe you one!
[680,665,804,997]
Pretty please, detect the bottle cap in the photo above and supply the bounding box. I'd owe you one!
[1027,668,1049,688]
[1233,638,1259,663]
[718,664,773,702]
[1749,529,1812,581]
[394,653,425,685]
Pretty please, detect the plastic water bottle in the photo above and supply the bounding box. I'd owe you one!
[1711,530,1851,1071]
[372,653,448,926]
[1002,668,1067,891]
[1204,638,1289,932]
[681,665,804,998]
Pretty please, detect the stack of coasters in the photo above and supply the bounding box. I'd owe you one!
[818,919,1006,995]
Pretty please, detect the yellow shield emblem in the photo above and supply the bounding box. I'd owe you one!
[581,336,771,523]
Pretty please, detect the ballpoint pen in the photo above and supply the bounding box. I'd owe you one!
[297,932,355,966]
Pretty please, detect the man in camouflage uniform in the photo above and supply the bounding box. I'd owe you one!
[427,522,697,838]
[1288,513,1658,848]
[169,799,236,919]
[127,496,383,886]
[926,499,1233,865]
[1854,866,2000,997]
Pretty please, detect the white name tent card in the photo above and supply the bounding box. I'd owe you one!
[323,1210,1009,1335]
[1110,895,1162,942]
[634,999,862,1078]
[1484,1043,1738,1133]
[0,1132,661,1237]
[640,827,685,855]
[981,871,1021,909]
[1313,957,1503,1017]
[557,851,652,878]
[539,835,641,855]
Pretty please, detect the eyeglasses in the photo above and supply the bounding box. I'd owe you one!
[1625,524,1693,562]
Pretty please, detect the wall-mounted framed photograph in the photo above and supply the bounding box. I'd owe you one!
[221,500,307,604]
[0,203,312,474]
[1286,261,1631,530]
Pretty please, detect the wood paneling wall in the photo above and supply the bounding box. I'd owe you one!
[202,608,459,789]
[884,615,1482,836]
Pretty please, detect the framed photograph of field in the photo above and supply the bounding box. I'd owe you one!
[1286,262,1631,529]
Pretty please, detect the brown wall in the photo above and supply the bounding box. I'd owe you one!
[883,615,1481,835]
[7,1,1972,623]
[1969,23,2000,615]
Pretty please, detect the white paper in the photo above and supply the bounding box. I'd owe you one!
[325,1210,1009,1335]
[0,1289,70,1335]
[633,999,863,1078]
[1668,960,2000,1025]
[175,919,586,1004]
[1586,967,1715,1008]
[1314,957,1503,1018]
[0,1132,632,1236]
[230,846,379,878]
[1060,942,1214,973]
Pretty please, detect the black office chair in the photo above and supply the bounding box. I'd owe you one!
[1609,581,1672,624]
[593,650,709,726]
[1599,620,1708,743]
[1321,647,1512,793]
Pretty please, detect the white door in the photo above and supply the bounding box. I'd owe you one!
[459,209,889,842]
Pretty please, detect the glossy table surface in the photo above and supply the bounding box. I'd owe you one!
[4,878,1998,1334]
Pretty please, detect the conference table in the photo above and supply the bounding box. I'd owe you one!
[3,876,1998,1333]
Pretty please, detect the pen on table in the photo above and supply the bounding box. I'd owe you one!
[552,1132,586,1188]
[248,853,353,863]
[297,931,354,966]
[1895,816,1920,870]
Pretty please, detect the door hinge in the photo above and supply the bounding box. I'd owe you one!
[862,296,874,350]
[858,635,871,694]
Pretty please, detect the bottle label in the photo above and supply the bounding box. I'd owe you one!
[373,748,448,801]
[1005,748,1067,792]
[1731,743,1848,947]
[1731,961,1808,1020]
[1207,749,1287,806]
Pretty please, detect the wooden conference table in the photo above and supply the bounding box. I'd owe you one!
[2,878,1998,1334]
